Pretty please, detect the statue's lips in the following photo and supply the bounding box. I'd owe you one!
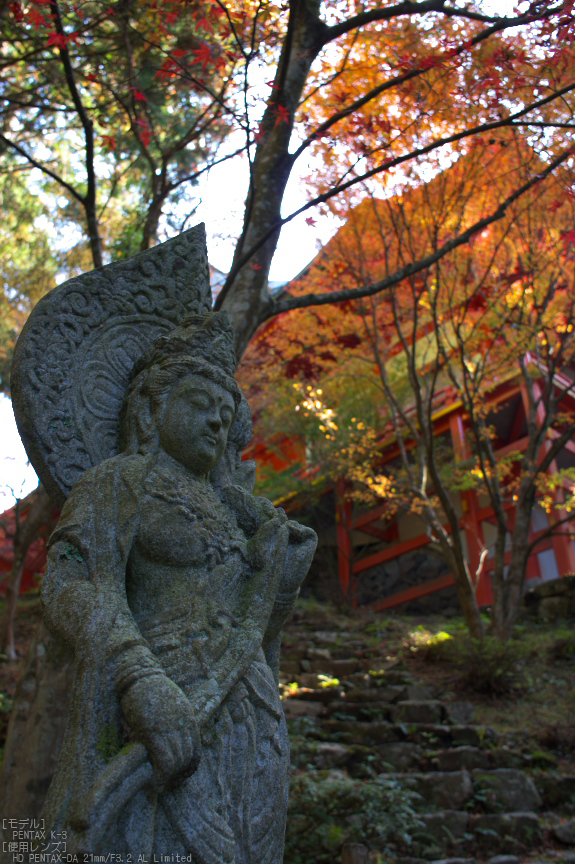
[202,434,218,446]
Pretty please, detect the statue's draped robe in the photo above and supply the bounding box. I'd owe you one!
[41,454,296,863]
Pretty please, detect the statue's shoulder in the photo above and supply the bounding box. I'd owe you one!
[66,453,153,501]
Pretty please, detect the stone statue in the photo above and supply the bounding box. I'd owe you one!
[10,227,317,861]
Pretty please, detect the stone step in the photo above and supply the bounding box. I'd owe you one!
[289,736,531,776]
[316,719,494,748]
[376,768,542,813]
[534,772,575,810]
[402,810,542,859]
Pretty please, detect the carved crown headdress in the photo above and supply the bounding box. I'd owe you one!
[131,311,241,406]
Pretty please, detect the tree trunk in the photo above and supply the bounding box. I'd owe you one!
[439,541,485,639]
[491,490,534,641]
[220,0,325,358]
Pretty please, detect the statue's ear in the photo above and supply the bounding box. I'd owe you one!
[137,397,156,447]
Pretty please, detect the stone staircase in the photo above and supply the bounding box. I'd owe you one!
[280,608,575,864]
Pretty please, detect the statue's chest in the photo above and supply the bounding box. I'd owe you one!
[135,487,246,569]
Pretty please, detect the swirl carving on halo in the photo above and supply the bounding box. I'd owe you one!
[11,224,212,506]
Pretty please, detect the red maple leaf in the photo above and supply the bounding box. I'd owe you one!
[274,104,290,128]
[251,263,262,270]
[132,88,147,102]
[46,30,80,48]
[192,44,211,72]
[305,216,316,226]
[10,1,24,19]
[197,16,214,33]
[171,48,187,58]
[560,229,575,252]
[135,119,151,147]
[26,7,46,28]
[101,134,116,151]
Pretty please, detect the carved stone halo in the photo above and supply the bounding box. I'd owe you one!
[11,225,213,507]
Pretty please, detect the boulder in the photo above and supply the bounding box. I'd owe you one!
[311,742,353,769]
[310,658,359,676]
[417,810,469,841]
[451,726,484,747]
[392,700,444,724]
[553,819,575,845]
[472,769,542,812]
[487,749,526,770]
[407,724,453,748]
[535,773,575,808]
[346,685,408,704]
[280,660,300,676]
[487,856,519,864]
[539,595,572,621]
[377,742,423,771]
[406,684,436,701]
[434,747,490,772]
[322,720,402,745]
[444,703,476,725]
[282,699,324,718]
[326,701,392,721]
[470,811,541,850]
[306,647,332,661]
[414,771,475,810]
[430,860,476,864]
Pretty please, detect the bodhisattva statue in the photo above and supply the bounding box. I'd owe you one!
[33,310,317,860]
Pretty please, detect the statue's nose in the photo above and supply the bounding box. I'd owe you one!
[207,412,222,431]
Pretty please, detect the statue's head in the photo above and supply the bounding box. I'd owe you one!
[120,311,249,476]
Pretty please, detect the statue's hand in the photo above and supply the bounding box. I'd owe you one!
[282,521,318,596]
[246,513,288,570]
[120,674,200,788]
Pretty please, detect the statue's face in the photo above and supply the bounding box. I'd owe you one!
[159,374,236,476]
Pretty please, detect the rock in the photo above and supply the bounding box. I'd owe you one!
[451,726,484,747]
[310,658,358,676]
[377,742,423,771]
[487,856,519,864]
[488,749,526,770]
[392,700,444,724]
[417,810,469,841]
[297,672,321,689]
[292,687,340,704]
[346,685,407,703]
[535,773,575,807]
[411,771,474,810]
[472,768,542,812]
[323,720,402,745]
[433,746,490,772]
[280,660,300,677]
[444,702,476,725]
[326,701,392,721]
[378,669,415,685]
[430,859,476,864]
[407,724,453,747]
[306,647,332,661]
[539,595,572,620]
[406,684,436,701]
[283,700,324,717]
[470,812,541,849]
[312,742,352,769]
[529,574,575,599]
[553,818,575,845]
